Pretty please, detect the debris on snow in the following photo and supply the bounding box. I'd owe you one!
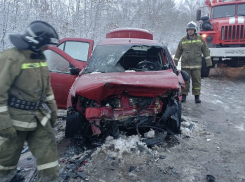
[206,174,215,182]
[144,129,155,138]
[159,155,167,159]
[21,146,29,154]
[181,121,191,128]
[154,158,159,162]
[181,119,196,137]
[188,124,195,132]
[172,167,178,174]
[199,131,211,136]
[129,166,136,172]
[94,135,150,159]
[77,171,87,179]
[56,131,65,144]
[181,127,192,136]
[21,142,29,154]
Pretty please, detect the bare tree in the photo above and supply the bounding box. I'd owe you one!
[0,0,206,52]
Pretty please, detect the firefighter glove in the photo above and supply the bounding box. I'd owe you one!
[50,111,57,127]
[0,127,17,139]
[206,59,213,67]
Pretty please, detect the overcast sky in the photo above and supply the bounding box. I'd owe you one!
[174,0,182,4]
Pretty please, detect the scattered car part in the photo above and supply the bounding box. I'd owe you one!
[206,174,215,182]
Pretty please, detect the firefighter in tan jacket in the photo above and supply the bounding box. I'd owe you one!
[174,21,212,103]
[0,21,60,182]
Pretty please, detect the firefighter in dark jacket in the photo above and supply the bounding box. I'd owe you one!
[174,21,212,103]
[0,21,60,182]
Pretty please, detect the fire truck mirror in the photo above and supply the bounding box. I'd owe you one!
[196,10,201,21]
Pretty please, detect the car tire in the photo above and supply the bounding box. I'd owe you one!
[166,101,181,134]
[201,57,210,78]
[65,111,83,138]
[176,102,181,133]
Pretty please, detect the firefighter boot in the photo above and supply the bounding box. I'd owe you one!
[10,173,25,182]
[195,95,201,103]
[181,94,186,102]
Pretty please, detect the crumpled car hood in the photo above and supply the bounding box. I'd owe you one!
[72,69,180,101]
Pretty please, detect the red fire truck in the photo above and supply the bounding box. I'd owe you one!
[197,0,245,69]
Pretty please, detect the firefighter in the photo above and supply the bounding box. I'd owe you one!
[174,21,212,103]
[0,21,60,182]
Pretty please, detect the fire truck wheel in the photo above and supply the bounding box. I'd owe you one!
[201,57,210,78]
[227,58,243,67]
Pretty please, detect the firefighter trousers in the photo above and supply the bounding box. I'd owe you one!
[0,121,59,182]
[182,68,201,96]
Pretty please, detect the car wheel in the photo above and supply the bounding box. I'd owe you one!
[201,57,210,78]
[178,102,181,123]
[176,102,181,133]
[166,101,181,134]
[65,110,83,138]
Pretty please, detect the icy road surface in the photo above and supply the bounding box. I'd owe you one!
[56,66,245,182]
[1,66,245,182]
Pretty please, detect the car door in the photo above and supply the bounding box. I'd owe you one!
[58,38,94,63]
[45,39,94,109]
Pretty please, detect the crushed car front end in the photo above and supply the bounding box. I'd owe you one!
[65,41,184,145]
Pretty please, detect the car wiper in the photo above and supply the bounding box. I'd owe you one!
[238,14,245,16]
[89,71,107,74]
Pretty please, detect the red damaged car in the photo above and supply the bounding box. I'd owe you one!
[45,29,188,145]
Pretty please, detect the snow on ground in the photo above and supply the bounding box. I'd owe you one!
[202,67,245,132]
[235,123,245,131]
[2,66,245,182]
[94,121,196,160]
[93,135,150,159]
[144,129,155,138]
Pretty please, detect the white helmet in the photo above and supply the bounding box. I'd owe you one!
[186,21,197,32]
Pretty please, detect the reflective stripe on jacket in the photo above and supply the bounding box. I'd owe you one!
[0,48,57,131]
[174,35,212,68]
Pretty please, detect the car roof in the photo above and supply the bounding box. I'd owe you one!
[98,38,161,46]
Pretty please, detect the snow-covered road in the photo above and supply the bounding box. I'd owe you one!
[2,66,245,182]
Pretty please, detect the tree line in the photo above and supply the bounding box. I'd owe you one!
[0,0,206,53]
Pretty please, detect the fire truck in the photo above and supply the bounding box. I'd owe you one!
[196,0,245,70]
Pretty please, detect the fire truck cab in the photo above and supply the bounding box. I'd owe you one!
[197,0,245,68]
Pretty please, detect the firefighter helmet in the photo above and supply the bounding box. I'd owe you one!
[9,21,59,53]
[186,21,197,32]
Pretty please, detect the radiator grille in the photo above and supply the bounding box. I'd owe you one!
[221,25,245,41]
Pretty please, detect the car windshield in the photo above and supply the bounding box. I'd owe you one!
[85,44,163,73]
[238,4,245,16]
[211,5,235,19]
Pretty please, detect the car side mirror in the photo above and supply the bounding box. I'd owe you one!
[181,70,189,82]
[196,9,201,21]
[70,67,80,75]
